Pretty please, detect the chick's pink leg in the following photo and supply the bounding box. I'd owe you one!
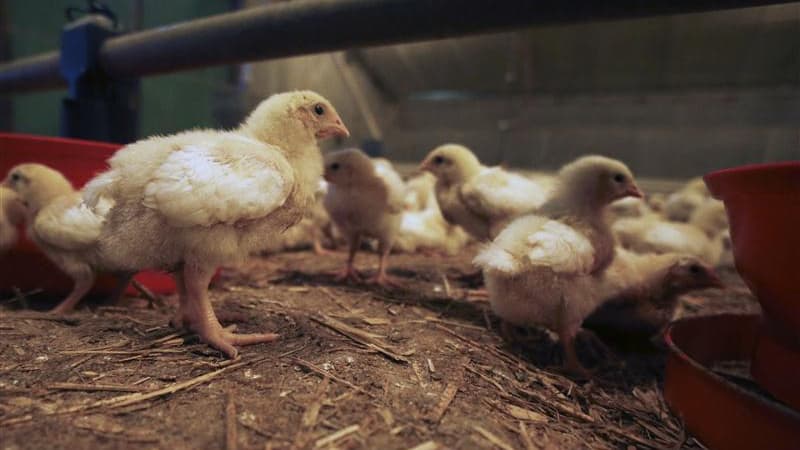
[50,270,94,314]
[182,264,278,358]
[332,234,362,283]
[559,324,591,379]
[367,241,400,288]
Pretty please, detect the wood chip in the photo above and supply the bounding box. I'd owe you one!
[226,392,237,450]
[473,425,515,450]
[506,404,548,423]
[408,441,439,450]
[301,378,329,428]
[362,317,390,326]
[518,421,536,450]
[47,383,146,393]
[311,314,408,364]
[314,424,359,448]
[1,356,267,426]
[426,382,460,423]
[291,358,377,400]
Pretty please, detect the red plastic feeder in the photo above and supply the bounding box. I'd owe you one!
[664,314,800,450]
[704,161,800,411]
[0,133,176,298]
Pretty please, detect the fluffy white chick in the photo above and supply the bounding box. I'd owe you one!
[613,214,723,266]
[473,155,643,375]
[81,90,349,358]
[584,249,723,339]
[393,171,470,256]
[420,144,549,241]
[608,196,652,222]
[689,198,728,238]
[0,186,26,254]
[664,177,710,222]
[323,149,404,287]
[4,164,122,313]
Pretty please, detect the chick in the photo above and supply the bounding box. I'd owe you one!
[608,196,652,222]
[473,155,643,375]
[0,186,26,254]
[80,90,349,358]
[323,149,404,287]
[613,214,723,266]
[689,198,728,238]
[394,171,471,256]
[393,206,471,256]
[420,144,549,241]
[4,164,124,313]
[403,172,437,212]
[584,249,724,340]
[664,177,710,222]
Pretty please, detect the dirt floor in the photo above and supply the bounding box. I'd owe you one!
[0,247,760,450]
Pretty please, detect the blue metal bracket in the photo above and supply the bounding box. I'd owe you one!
[59,3,139,144]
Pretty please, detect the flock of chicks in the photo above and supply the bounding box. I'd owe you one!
[0,90,732,377]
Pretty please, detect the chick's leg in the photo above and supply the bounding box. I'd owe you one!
[559,324,591,379]
[332,234,362,283]
[367,239,400,288]
[170,270,189,329]
[50,269,94,314]
[182,264,278,358]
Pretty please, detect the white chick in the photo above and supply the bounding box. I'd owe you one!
[394,171,471,256]
[608,196,652,222]
[393,206,471,256]
[664,177,710,222]
[0,186,26,254]
[689,198,728,238]
[403,172,437,211]
[3,164,124,313]
[420,144,549,241]
[613,214,723,266]
[323,149,404,287]
[584,249,723,339]
[80,90,349,358]
[473,155,643,375]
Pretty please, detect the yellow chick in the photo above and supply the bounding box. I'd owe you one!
[420,143,549,241]
[4,164,121,313]
[323,149,404,287]
[0,186,26,254]
[80,90,349,358]
[473,155,643,376]
[613,214,723,266]
[664,177,710,222]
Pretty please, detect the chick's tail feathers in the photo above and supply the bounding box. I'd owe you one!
[473,244,521,275]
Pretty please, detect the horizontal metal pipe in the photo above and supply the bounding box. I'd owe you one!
[1,0,796,94]
[0,51,64,93]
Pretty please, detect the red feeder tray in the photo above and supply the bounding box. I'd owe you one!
[0,133,176,298]
[705,161,800,411]
[664,314,800,450]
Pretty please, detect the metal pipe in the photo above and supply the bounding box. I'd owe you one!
[0,52,64,92]
[1,0,796,94]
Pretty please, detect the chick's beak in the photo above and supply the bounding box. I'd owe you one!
[318,115,349,139]
[707,271,725,289]
[625,183,644,199]
[418,158,433,173]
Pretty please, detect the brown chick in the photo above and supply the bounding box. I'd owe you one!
[323,149,404,287]
[80,90,349,358]
[474,155,643,376]
[584,249,724,341]
[3,164,125,313]
[0,186,26,254]
[420,143,549,241]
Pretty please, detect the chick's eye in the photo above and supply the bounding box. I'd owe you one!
[10,172,21,183]
[314,104,325,116]
[330,162,340,171]
[613,173,625,183]
[433,156,445,165]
